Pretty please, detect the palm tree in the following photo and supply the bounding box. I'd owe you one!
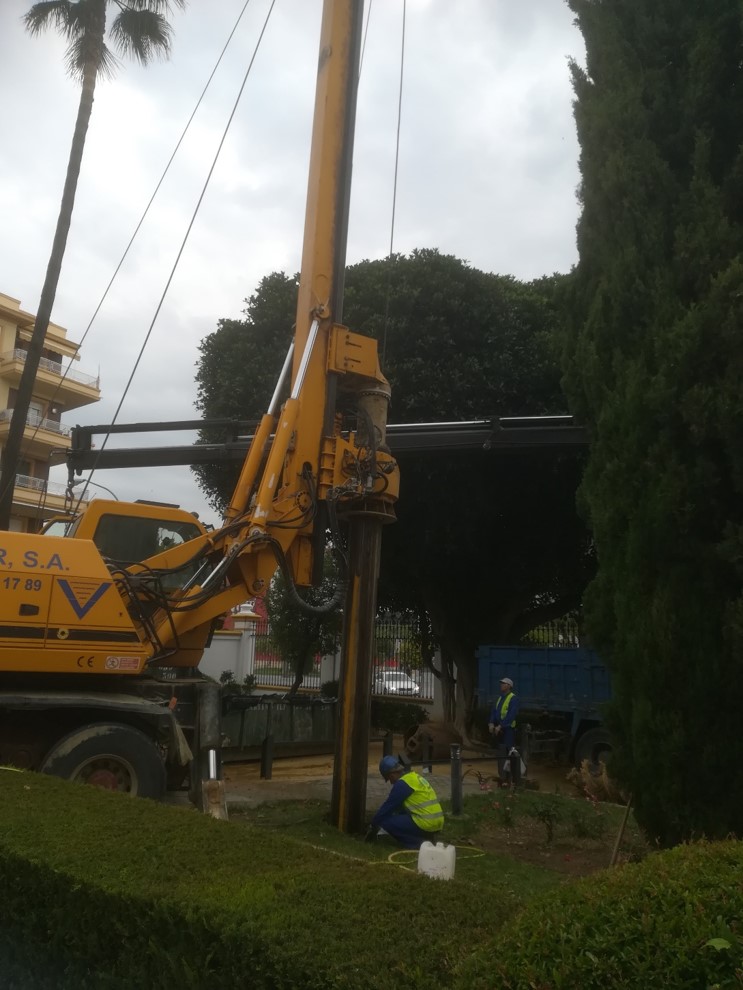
[0,0,186,529]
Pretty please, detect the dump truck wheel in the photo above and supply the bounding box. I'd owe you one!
[41,723,166,800]
[573,726,612,771]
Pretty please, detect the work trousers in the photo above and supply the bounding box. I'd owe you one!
[376,812,432,849]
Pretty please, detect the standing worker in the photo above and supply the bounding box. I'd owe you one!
[489,677,521,781]
[366,756,444,848]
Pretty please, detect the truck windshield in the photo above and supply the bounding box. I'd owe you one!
[93,514,202,565]
[41,517,77,537]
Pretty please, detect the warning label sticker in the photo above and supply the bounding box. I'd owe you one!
[105,656,141,671]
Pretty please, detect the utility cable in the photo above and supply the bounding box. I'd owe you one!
[69,0,276,512]
[381,0,406,366]
[359,0,373,79]
[24,0,256,526]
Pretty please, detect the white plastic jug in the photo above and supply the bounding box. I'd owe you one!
[417,840,456,880]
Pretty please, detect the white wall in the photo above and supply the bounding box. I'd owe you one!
[199,626,256,683]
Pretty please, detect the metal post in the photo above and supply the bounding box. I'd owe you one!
[522,723,531,768]
[261,702,274,780]
[331,516,382,833]
[196,681,228,820]
[509,749,521,787]
[383,730,393,756]
[450,743,463,815]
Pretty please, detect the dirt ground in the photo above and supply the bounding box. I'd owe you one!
[219,739,567,811]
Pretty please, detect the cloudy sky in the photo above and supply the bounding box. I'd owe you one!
[0,0,585,527]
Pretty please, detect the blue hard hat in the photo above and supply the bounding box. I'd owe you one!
[379,755,402,779]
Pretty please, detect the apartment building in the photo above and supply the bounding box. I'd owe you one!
[0,292,101,532]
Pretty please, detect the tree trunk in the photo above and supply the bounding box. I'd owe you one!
[287,663,305,697]
[452,649,477,745]
[287,646,315,697]
[0,37,101,528]
[437,649,456,723]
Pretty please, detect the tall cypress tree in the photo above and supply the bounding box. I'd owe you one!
[563,0,743,844]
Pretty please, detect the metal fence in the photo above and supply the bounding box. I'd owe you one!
[246,613,581,699]
[252,619,323,691]
[251,610,435,701]
[372,612,435,702]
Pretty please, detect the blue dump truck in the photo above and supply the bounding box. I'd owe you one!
[477,645,613,767]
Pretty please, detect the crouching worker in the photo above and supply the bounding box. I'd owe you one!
[367,756,444,849]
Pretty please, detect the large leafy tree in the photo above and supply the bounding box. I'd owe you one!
[195,251,593,732]
[0,0,186,528]
[563,0,743,844]
[266,552,343,697]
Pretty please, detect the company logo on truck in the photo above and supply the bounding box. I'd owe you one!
[0,548,66,570]
[58,579,112,619]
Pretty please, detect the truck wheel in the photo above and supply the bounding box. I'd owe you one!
[573,727,612,771]
[40,723,166,800]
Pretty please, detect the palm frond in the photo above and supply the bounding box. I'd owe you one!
[66,34,118,80]
[123,0,187,11]
[23,1,76,39]
[26,0,185,77]
[109,8,174,63]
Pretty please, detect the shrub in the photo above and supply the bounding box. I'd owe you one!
[491,790,518,828]
[531,796,562,844]
[371,699,428,733]
[319,682,426,733]
[0,769,495,990]
[220,671,257,695]
[320,678,339,698]
[454,839,743,990]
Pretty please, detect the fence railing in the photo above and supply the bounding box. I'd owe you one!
[14,474,88,500]
[0,409,71,436]
[249,611,435,701]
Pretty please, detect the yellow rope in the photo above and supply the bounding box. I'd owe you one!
[370,845,486,873]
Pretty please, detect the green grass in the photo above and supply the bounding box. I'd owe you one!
[230,790,619,896]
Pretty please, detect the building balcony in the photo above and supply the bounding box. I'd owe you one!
[12,473,89,525]
[0,408,72,463]
[0,349,100,411]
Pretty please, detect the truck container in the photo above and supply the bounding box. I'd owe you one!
[477,644,613,767]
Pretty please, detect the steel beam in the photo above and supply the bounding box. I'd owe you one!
[66,417,588,474]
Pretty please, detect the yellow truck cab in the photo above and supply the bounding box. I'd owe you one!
[0,499,214,799]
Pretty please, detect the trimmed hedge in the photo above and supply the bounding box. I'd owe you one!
[454,839,743,990]
[6,769,742,989]
[0,769,502,989]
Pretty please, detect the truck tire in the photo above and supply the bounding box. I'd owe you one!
[40,723,166,800]
[573,726,612,771]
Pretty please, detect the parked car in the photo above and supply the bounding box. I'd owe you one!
[373,670,420,696]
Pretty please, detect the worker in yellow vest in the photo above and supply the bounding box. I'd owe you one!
[488,676,519,750]
[367,756,444,848]
[489,676,521,782]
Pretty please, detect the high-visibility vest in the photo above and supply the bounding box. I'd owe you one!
[400,771,444,832]
[497,692,517,727]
